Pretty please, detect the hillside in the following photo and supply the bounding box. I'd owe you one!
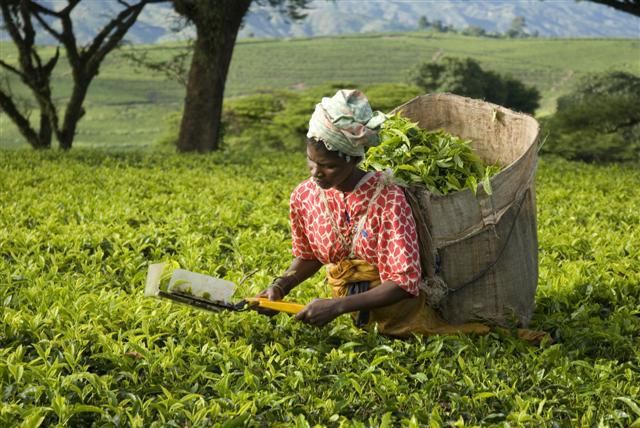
[0,0,638,45]
[1,33,639,149]
[239,0,640,39]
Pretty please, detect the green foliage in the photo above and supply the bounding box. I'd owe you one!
[541,71,640,163]
[502,75,541,114]
[557,71,640,107]
[408,57,541,114]
[156,111,183,148]
[158,83,423,151]
[417,16,429,30]
[505,16,529,39]
[1,149,638,426]
[362,114,500,195]
[2,35,639,148]
[356,83,424,113]
[461,25,487,37]
[409,57,486,99]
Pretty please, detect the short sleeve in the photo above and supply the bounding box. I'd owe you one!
[290,186,315,260]
[375,188,421,296]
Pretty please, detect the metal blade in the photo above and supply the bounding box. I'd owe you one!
[158,290,248,312]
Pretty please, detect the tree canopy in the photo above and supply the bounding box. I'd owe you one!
[541,71,640,162]
[408,57,541,114]
[0,0,164,149]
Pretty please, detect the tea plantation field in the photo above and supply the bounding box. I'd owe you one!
[2,33,639,148]
[1,148,639,426]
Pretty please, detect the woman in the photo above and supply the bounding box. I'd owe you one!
[256,89,489,337]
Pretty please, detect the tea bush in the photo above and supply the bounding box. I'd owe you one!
[1,148,639,426]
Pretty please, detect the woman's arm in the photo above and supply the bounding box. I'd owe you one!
[294,280,412,327]
[257,257,323,301]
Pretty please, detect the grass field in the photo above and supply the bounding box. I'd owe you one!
[1,148,639,426]
[1,33,639,149]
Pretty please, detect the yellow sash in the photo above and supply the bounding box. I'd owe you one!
[326,259,490,338]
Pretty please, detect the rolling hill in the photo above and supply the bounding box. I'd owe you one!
[0,32,638,149]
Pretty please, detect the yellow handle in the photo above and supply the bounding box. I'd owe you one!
[245,297,304,314]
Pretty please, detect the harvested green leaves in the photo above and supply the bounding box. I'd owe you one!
[363,113,501,195]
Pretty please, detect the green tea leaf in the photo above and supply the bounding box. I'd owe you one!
[365,113,501,195]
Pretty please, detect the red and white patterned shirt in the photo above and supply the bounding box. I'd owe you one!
[290,171,421,296]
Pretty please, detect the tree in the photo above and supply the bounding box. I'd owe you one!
[0,0,164,150]
[171,0,311,153]
[541,71,640,162]
[410,57,486,99]
[502,76,541,113]
[418,15,430,30]
[408,57,540,114]
[431,19,446,33]
[462,25,486,37]
[585,0,640,17]
[505,16,527,38]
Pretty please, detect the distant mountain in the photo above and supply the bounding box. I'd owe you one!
[238,0,640,39]
[1,0,638,45]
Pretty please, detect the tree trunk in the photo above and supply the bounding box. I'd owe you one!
[37,109,53,149]
[176,0,251,152]
[57,80,89,150]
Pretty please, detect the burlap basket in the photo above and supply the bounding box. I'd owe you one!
[391,93,540,327]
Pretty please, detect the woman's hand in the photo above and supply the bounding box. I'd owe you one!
[294,282,411,326]
[257,283,286,301]
[250,257,322,317]
[253,284,286,316]
[295,298,343,327]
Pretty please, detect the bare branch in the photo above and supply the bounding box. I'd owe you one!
[62,0,82,16]
[587,0,640,17]
[42,47,60,75]
[0,2,24,46]
[27,1,62,17]
[122,45,191,86]
[0,87,40,148]
[0,59,26,80]
[56,5,81,68]
[19,1,36,50]
[84,2,146,70]
[31,9,64,41]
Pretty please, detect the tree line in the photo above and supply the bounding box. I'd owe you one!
[417,15,538,39]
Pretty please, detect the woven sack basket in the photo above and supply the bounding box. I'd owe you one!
[391,93,540,327]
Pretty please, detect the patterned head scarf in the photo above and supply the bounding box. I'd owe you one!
[307,89,387,157]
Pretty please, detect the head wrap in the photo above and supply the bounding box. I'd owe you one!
[307,89,387,157]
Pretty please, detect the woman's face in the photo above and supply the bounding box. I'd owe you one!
[306,143,355,190]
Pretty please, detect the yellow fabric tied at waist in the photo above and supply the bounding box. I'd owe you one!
[325,259,490,338]
[326,259,381,292]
